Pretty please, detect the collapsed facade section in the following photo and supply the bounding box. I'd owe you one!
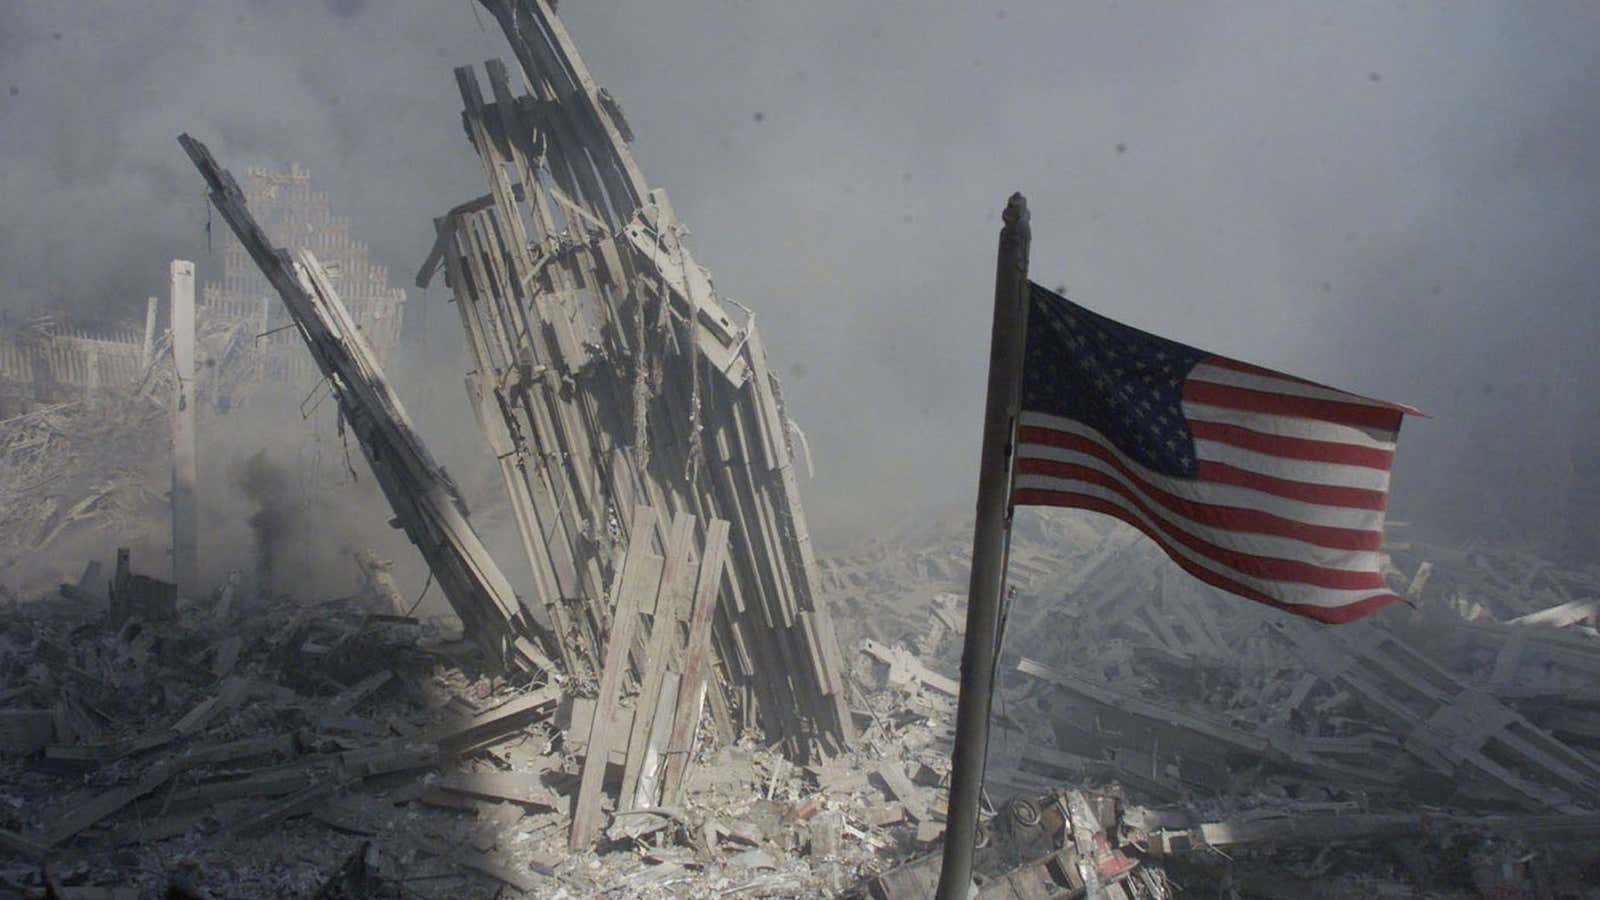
[416,0,853,755]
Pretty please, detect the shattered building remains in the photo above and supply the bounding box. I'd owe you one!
[0,161,405,420]
[5,1,1600,898]
[164,0,856,857]
[416,12,854,756]
[0,161,408,595]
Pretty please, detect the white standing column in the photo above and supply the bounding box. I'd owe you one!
[170,261,199,597]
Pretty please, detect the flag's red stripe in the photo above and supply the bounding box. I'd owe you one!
[1202,355,1331,390]
[1188,420,1394,470]
[1203,356,1423,416]
[1017,425,1389,514]
[1013,438,1382,551]
[1011,462,1386,589]
[1196,460,1388,511]
[1182,381,1405,432]
[1012,488,1400,623]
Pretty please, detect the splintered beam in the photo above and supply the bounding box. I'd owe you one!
[177,133,559,680]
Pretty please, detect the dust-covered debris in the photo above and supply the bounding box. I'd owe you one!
[7,508,1600,897]
[817,507,1600,897]
[7,1,1600,898]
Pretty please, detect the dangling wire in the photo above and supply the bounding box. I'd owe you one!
[337,407,359,483]
[297,373,333,420]
[405,569,435,617]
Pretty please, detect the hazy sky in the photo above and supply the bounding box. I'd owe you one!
[2,1,1596,550]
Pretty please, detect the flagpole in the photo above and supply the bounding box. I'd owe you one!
[937,192,1031,899]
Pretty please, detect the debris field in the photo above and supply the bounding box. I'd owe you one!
[3,1,1600,899]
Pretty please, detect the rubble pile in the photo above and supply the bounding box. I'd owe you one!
[0,544,1109,898]
[1,544,1026,898]
[6,511,1600,897]
[0,549,874,898]
[820,509,1600,898]
[0,313,269,593]
[0,399,167,579]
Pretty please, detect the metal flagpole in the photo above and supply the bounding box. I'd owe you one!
[936,192,1031,899]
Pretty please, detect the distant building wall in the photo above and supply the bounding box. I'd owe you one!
[201,164,406,384]
[0,163,408,422]
[0,322,146,416]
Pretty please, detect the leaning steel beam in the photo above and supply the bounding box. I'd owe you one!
[417,1,855,755]
[177,134,558,680]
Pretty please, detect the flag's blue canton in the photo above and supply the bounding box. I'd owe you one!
[1021,284,1206,478]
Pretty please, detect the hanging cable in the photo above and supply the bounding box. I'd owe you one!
[405,569,435,618]
[337,408,359,483]
[297,373,331,419]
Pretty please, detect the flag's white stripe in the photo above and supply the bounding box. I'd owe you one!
[1013,449,1384,569]
[1188,362,1393,409]
[1192,438,1392,491]
[1013,475,1390,609]
[1017,414,1387,531]
[1182,402,1397,450]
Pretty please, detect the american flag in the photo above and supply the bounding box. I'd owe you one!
[1012,283,1421,623]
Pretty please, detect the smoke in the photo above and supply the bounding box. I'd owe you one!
[0,1,499,326]
[3,2,1598,558]
[232,450,293,600]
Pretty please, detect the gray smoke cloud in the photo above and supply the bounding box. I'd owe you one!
[2,2,1596,554]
